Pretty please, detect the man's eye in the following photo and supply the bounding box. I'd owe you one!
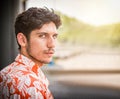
[39,34,46,38]
[53,35,58,39]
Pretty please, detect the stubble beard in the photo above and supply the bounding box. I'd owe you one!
[26,43,51,65]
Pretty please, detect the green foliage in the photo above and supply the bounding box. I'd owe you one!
[57,12,120,47]
[110,23,120,46]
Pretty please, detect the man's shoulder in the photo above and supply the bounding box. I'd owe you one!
[0,62,26,80]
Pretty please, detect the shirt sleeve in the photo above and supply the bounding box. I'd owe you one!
[0,74,53,99]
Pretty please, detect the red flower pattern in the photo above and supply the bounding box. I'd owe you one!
[0,54,53,99]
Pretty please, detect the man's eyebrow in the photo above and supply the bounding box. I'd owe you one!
[36,32,47,34]
[36,32,58,34]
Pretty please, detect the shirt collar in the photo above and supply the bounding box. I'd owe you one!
[15,54,48,85]
[15,54,40,72]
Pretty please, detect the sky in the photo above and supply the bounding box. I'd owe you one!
[26,0,120,26]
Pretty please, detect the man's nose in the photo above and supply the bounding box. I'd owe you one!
[47,37,55,48]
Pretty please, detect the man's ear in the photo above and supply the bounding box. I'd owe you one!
[17,33,27,47]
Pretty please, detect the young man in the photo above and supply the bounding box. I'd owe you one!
[0,7,61,99]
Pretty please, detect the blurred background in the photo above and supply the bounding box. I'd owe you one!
[1,0,120,99]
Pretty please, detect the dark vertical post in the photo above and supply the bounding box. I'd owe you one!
[0,0,22,70]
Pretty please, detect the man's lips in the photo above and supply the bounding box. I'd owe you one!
[46,52,54,57]
[45,50,55,56]
[44,49,55,57]
[47,51,54,54]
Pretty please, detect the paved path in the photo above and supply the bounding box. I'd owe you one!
[56,52,120,70]
[42,68,120,99]
[49,81,120,99]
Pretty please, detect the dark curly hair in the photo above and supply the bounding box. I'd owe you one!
[15,7,61,49]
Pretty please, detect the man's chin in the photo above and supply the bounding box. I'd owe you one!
[40,57,53,64]
[44,62,51,64]
[43,60,52,64]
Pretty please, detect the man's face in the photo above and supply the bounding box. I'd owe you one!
[25,22,58,66]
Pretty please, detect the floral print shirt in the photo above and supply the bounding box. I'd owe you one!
[0,54,53,99]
